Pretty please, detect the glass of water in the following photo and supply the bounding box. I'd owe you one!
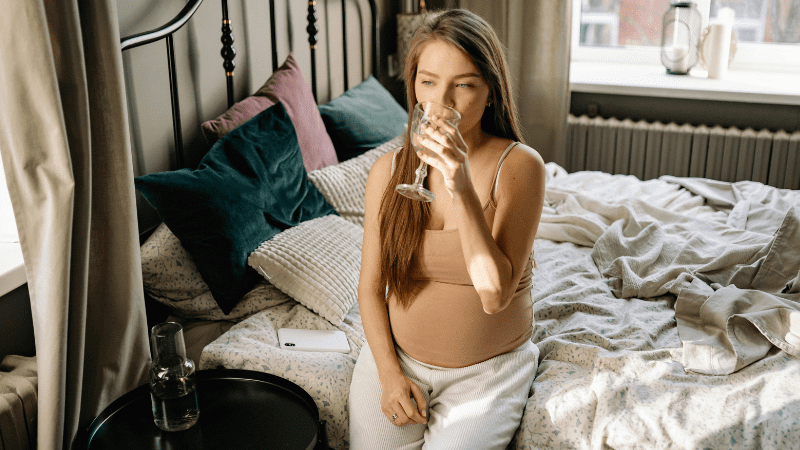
[149,322,200,431]
[395,102,461,202]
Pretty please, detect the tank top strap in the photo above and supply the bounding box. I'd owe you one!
[489,141,520,204]
[391,147,402,176]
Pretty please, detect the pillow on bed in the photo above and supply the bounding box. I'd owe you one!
[308,132,405,226]
[135,103,337,315]
[200,53,338,172]
[140,223,292,321]
[247,214,362,326]
[318,76,407,162]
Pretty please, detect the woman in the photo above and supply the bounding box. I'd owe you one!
[349,9,545,449]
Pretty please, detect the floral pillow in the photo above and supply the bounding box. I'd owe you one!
[140,223,292,321]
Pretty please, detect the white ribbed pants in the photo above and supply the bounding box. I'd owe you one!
[348,340,539,450]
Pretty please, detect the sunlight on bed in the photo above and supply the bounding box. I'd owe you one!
[787,310,800,348]
[444,396,493,427]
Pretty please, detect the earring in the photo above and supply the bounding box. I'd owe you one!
[486,102,492,108]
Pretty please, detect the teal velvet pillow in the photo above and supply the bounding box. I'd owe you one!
[318,76,408,162]
[135,103,337,314]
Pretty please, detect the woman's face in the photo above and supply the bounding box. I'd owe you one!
[414,39,491,137]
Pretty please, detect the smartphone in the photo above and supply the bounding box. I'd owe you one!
[277,328,350,353]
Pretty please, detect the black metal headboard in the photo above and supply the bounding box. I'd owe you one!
[120,0,379,169]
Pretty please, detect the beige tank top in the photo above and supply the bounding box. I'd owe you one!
[388,142,534,368]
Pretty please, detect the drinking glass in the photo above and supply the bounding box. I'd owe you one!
[149,322,200,431]
[395,102,461,202]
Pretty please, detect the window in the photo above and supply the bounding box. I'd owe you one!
[572,0,800,72]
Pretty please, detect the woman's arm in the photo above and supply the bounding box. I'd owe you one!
[358,151,427,426]
[454,144,544,313]
[417,126,545,314]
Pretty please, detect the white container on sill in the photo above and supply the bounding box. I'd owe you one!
[700,7,735,79]
[702,22,733,79]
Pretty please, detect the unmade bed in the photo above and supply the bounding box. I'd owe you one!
[185,167,800,449]
[127,1,800,449]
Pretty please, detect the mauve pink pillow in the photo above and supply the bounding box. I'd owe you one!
[201,53,338,172]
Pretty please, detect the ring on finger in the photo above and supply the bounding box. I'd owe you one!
[391,413,398,423]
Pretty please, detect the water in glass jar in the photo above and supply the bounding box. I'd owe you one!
[150,376,199,431]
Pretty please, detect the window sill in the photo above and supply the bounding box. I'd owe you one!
[570,61,800,106]
[0,243,25,297]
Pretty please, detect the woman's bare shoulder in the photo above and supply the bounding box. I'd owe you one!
[366,148,400,193]
[371,148,398,177]
[506,142,544,174]
[495,142,545,197]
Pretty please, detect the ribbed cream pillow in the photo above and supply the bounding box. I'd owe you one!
[308,132,404,226]
[247,215,363,326]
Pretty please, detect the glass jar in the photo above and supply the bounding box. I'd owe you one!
[149,322,199,431]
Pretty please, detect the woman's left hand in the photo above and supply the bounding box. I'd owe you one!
[415,116,471,197]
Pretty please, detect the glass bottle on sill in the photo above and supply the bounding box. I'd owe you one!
[149,322,200,431]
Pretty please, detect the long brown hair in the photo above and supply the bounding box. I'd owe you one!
[378,9,523,309]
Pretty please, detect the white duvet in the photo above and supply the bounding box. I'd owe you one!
[201,166,800,450]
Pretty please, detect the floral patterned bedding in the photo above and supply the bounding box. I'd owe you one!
[200,296,365,449]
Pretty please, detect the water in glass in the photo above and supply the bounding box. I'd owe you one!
[150,372,200,432]
[395,102,461,202]
[149,322,200,431]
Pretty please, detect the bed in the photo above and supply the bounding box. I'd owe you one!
[126,2,800,449]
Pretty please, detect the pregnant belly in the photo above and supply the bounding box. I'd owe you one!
[388,281,532,368]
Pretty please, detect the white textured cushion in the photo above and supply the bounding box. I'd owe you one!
[141,223,291,321]
[308,132,404,226]
[247,215,363,326]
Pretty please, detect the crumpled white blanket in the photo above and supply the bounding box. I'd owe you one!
[663,175,800,293]
[594,206,799,299]
[539,167,800,374]
[676,278,800,375]
[518,239,800,450]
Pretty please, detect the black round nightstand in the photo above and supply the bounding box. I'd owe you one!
[80,369,329,449]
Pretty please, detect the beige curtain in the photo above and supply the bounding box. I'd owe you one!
[456,0,572,167]
[0,1,150,448]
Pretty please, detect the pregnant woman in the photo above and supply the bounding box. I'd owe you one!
[349,8,546,450]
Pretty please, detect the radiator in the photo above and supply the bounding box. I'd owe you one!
[566,114,800,190]
[0,355,37,450]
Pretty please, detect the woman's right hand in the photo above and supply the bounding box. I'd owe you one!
[380,370,427,426]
